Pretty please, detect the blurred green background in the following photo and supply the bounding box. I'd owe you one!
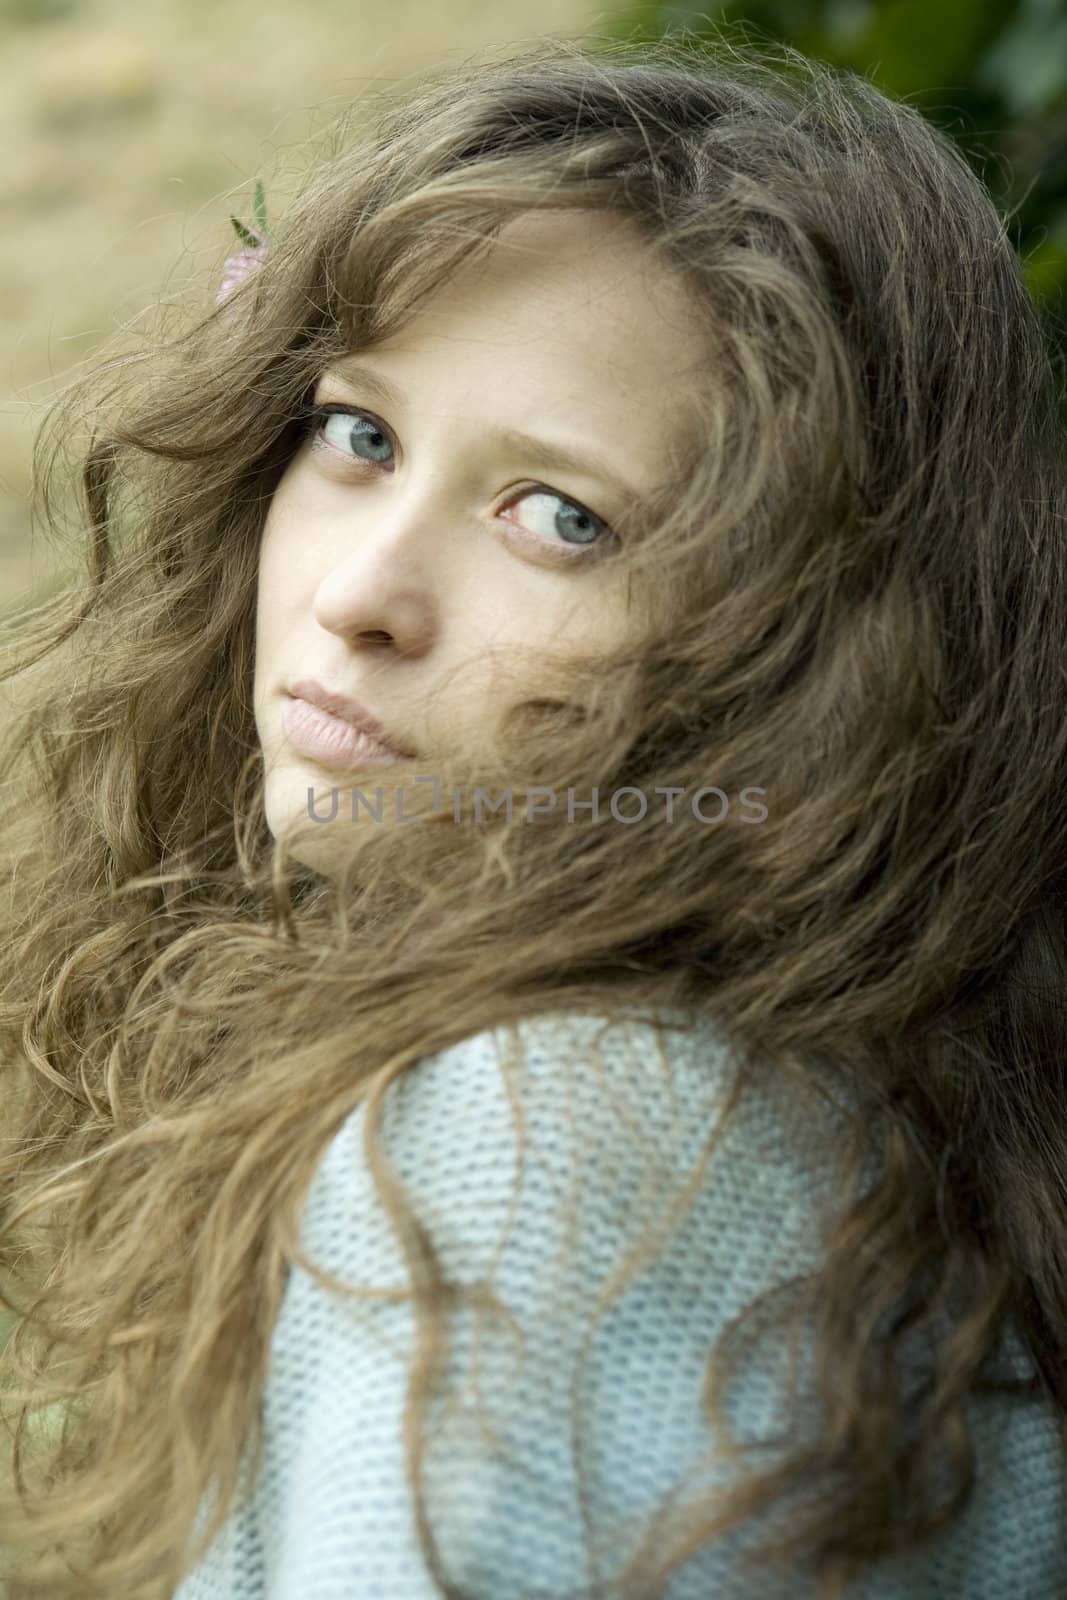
[609,0,1067,414]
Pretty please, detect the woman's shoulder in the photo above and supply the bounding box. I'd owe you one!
[301,1004,847,1315]
[388,1005,849,1200]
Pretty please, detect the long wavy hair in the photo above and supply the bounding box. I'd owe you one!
[1,26,1066,1600]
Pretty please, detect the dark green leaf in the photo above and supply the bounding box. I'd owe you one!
[229,216,261,248]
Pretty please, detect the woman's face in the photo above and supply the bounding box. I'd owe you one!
[253,207,701,849]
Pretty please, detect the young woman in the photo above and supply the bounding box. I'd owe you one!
[1,29,1065,1600]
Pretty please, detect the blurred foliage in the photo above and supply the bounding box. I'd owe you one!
[0,0,80,24]
[607,0,1067,422]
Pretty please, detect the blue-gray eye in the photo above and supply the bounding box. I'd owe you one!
[299,401,613,556]
[308,404,393,464]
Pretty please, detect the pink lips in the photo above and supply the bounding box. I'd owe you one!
[282,696,409,770]
[284,677,415,760]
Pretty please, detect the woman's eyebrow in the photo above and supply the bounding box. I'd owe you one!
[321,359,640,504]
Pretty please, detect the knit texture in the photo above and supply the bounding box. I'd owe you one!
[171,1010,1067,1598]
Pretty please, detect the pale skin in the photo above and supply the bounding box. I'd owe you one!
[253,207,703,856]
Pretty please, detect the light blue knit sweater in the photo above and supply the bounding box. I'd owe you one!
[171,1010,1067,1598]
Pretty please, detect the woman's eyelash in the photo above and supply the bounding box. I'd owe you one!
[294,401,615,554]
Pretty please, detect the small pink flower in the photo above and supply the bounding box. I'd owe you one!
[216,228,269,306]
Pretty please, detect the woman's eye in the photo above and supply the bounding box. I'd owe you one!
[499,491,607,552]
[300,403,614,556]
[310,404,394,467]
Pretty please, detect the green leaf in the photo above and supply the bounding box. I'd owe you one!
[253,177,268,234]
[229,215,261,248]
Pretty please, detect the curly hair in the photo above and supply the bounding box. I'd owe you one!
[0,25,1065,1600]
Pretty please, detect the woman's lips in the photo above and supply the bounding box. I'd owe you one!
[282,696,409,769]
